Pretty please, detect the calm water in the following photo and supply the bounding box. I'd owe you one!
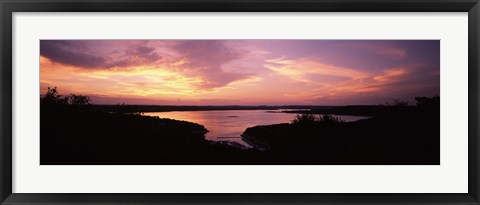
[144,110,366,148]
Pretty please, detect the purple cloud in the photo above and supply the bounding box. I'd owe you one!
[40,40,439,105]
[40,40,162,69]
[171,40,252,89]
[40,40,106,68]
[40,40,252,90]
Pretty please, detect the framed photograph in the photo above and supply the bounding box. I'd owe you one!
[1,0,479,204]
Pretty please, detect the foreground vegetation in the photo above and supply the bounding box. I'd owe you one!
[242,96,440,164]
[41,87,263,164]
[41,87,440,165]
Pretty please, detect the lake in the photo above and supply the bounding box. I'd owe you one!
[143,110,367,148]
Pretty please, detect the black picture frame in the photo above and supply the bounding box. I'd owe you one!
[1,0,479,204]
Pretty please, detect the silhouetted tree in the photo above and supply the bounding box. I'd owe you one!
[291,114,343,125]
[383,99,410,107]
[68,94,92,105]
[318,114,344,123]
[415,96,440,108]
[291,113,316,124]
[41,87,92,106]
[41,87,68,105]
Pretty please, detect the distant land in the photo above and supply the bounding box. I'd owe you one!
[88,104,413,117]
[90,104,337,113]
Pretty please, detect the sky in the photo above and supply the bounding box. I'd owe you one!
[40,40,440,105]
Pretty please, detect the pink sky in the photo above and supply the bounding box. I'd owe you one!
[40,40,439,105]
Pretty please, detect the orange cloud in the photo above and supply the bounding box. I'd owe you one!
[265,56,369,83]
[262,57,411,104]
[40,40,438,105]
[373,68,408,82]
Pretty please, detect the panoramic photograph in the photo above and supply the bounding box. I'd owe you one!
[40,40,440,165]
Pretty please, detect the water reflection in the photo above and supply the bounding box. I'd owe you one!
[144,110,367,147]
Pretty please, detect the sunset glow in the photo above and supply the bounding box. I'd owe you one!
[40,40,439,105]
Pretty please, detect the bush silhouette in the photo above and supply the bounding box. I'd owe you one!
[41,87,68,105]
[317,114,343,123]
[291,113,316,124]
[291,113,343,125]
[415,96,439,108]
[68,94,92,105]
[382,99,410,107]
[41,87,92,106]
